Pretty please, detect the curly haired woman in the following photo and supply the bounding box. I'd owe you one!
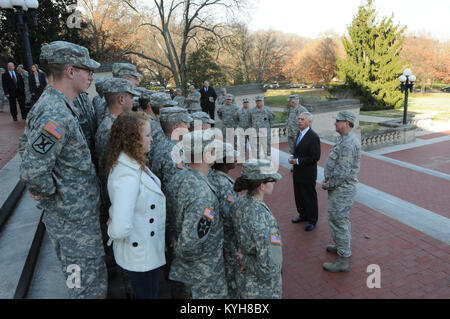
[105,111,166,299]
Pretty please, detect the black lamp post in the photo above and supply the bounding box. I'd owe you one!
[398,68,416,125]
[0,0,39,72]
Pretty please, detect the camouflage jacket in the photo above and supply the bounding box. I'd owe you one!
[237,108,251,130]
[217,104,239,129]
[249,106,275,129]
[230,194,282,299]
[73,93,98,160]
[287,105,308,154]
[19,87,103,256]
[169,167,226,288]
[324,130,361,190]
[185,91,202,113]
[92,96,109,127]
[95,113,117,179]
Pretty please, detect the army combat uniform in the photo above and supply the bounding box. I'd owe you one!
[249,97,275,158]
[185,88,202,114]
[19,41,107,298]
[286,95,308,154]
[230,159,283,299]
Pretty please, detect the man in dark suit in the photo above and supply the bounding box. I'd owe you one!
[200,80,217,121]
[2,62,26,121]
[288,112,321,231]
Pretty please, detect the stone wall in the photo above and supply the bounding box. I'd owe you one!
[361,125,416,151]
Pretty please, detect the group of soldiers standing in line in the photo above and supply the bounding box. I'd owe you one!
[16,38,361,299]
[16,40,285,299]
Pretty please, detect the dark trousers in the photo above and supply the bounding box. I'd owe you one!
[202,105,215,121]
[293,180,318,225]
[8,94,26,120]
[127,267,161,299]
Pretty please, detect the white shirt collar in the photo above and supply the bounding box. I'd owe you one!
[300,126,310,135]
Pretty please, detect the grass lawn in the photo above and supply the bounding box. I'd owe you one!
[264,89,332,108]
[360,121,381,134]
[274,111,287,124]
[360,93,450,122]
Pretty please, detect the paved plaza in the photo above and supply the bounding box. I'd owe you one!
[0,109,448,299]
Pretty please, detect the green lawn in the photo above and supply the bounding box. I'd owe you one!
[274,111,287,124]
[264,89,332,108]
[361,93,450,122]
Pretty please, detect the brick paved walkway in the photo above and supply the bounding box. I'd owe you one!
[0,112,25,169]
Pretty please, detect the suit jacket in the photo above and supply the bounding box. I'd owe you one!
[293,127,321,183]
[29,71,47,98]
[200,86,217,110]
[2,71,25,97]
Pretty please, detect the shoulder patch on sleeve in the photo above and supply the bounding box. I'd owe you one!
[32,133,56,155]
[44,121,64,139]
[270,234,281,245]
[226,194,235,203]
[176,162,186,170]
[203,207,215,221]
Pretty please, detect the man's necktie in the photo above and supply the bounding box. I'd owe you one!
[11,72,17,85]
[296,131,302,147]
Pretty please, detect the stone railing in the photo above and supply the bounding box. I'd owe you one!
[361,125,416,151]
[271,123,288,142]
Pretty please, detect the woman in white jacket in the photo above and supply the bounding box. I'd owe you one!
[105,111,166,299]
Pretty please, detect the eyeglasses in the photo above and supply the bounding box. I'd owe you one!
[263,178,276,184]
[72,65,94,76]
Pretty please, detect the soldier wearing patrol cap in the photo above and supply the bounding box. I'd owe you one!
[190,111,215,131]
[93,62,142,127]
[208,142,240,298]
[249,95,275,158]
[321,110,361,273]
[230,159,283,298]
[173,88,185,108]
[19,40,107,298]
[169,130,228,298]
[185,85,202,113]
[286,94,308,155]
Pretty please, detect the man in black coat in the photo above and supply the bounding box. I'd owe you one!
[2,62,26,121]
[288,111,321,231]
[199,80,217,121]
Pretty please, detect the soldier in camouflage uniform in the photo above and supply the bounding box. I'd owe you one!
[0,68,6,112]
[321,111,361,273]
[173,88,186,108]
[249,95,275,158]
[93,63,141,127]
[169,130,228,298]
[237,98,252,159]
[190,111,215,131]
[73,92,97,164]
[185,85,202,113]
[147,92,178,168]
[18,41,107,298]
[92,77,107,127]
[230,159,283,299]
[16,65,32,106]
[208,142,240,298]
[286,94,308,155]
[217,93,239,139]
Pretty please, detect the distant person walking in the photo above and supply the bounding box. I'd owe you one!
[29,64,47,106]
[1,62,26,121]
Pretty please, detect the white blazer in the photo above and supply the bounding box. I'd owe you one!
[107,152,166,272]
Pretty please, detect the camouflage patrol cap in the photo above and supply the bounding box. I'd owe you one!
[255,95,264,101]
[241,159,282,181]
[225,94,234,100]
[334,110,356,124]
[102,78,140,96]
[192,111,215,124]
[135,87,153,100]
[94,77,109,94]
[176,88,182,93]
[17,64,24,69]
[112,63,142,78]
[40,41,100,70]
[188,85,196,90]
[150,92,177,107]
[183,129,220,159]
[160,107,193,124]
[220,87,227,92]
[288,94,299,102]
[242,98,250,103]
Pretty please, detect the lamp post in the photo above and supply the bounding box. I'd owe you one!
[0,0,39,72]
[398,68,416,125]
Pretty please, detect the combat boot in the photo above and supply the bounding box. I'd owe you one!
[326,244,337,254]
[323,256,350,273]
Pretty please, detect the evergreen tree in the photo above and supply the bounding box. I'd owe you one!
[336,0,406,110]
[186,37,224,89]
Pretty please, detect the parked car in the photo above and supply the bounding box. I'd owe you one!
[441,86,450,93]
[269,82,280,89]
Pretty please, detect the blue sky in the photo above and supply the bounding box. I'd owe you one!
[247,0,450,40]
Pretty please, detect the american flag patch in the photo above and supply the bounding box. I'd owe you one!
[226,194,235,202]
[270,235,281,245]
[44,121,64,139]
[176,162,185,170]
[203,207,215,221]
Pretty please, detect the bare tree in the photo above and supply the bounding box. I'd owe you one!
[121,0,242,90]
